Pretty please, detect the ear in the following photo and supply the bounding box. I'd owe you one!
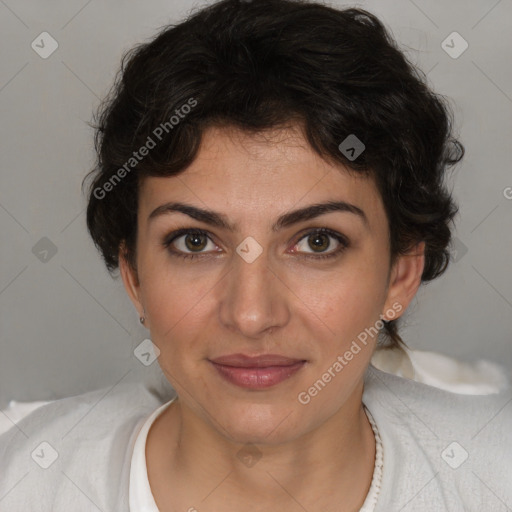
[381,241,425,320]
[119,242,145,321]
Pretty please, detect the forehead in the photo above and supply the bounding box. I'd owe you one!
[139,124,386,232]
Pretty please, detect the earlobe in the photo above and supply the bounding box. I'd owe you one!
[382,241,425,320]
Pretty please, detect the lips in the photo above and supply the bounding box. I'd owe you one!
[209,353,307,389]
[210,353,304,367]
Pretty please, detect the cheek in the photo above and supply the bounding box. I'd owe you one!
[140,267,216,369]
[140,247,210,329]
[294,273,387,384]
[299,254,387,335]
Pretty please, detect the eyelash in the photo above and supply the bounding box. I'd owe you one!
[162,227,350,261]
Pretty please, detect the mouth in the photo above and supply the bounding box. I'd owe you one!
[209,353,307,389]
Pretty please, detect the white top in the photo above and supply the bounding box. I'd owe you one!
[1,364,511,511]
[128,399,383,512]
[129,399,174,511]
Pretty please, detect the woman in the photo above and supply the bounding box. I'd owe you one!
[1,0,511,510]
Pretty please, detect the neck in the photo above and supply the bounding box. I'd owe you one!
[147,379,376,511]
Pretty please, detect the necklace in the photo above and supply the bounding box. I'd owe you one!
[359,406,384,511]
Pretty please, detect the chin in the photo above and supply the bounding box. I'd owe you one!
[214,402,303,446]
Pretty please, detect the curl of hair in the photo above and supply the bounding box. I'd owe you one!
[83,0,464,349]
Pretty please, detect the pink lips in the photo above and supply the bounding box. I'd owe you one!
[209,353,306,389]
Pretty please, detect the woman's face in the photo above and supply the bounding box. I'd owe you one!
[121,123,423,444]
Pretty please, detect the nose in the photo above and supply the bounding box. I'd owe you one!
[218,248,290,339]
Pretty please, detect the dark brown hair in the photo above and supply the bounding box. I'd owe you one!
[82,0,464,348]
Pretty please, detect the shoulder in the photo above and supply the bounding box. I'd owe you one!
[0,380,173,511]
[364,364,512,511]
[364,363,512,427]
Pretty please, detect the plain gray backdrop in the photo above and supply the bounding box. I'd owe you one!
[1,0,511,408]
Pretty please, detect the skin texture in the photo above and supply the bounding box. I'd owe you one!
[120,123,425,511]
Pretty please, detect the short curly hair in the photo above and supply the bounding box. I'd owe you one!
[82,0,464,349]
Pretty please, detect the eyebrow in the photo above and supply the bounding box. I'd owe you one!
[148,200,369,232]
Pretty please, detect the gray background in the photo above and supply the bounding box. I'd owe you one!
[1,0,511,408]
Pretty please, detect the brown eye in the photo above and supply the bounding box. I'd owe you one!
[307,232,330,252]
[293,228,349,260]
[183,232,208,252]
[163,229,217,259]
